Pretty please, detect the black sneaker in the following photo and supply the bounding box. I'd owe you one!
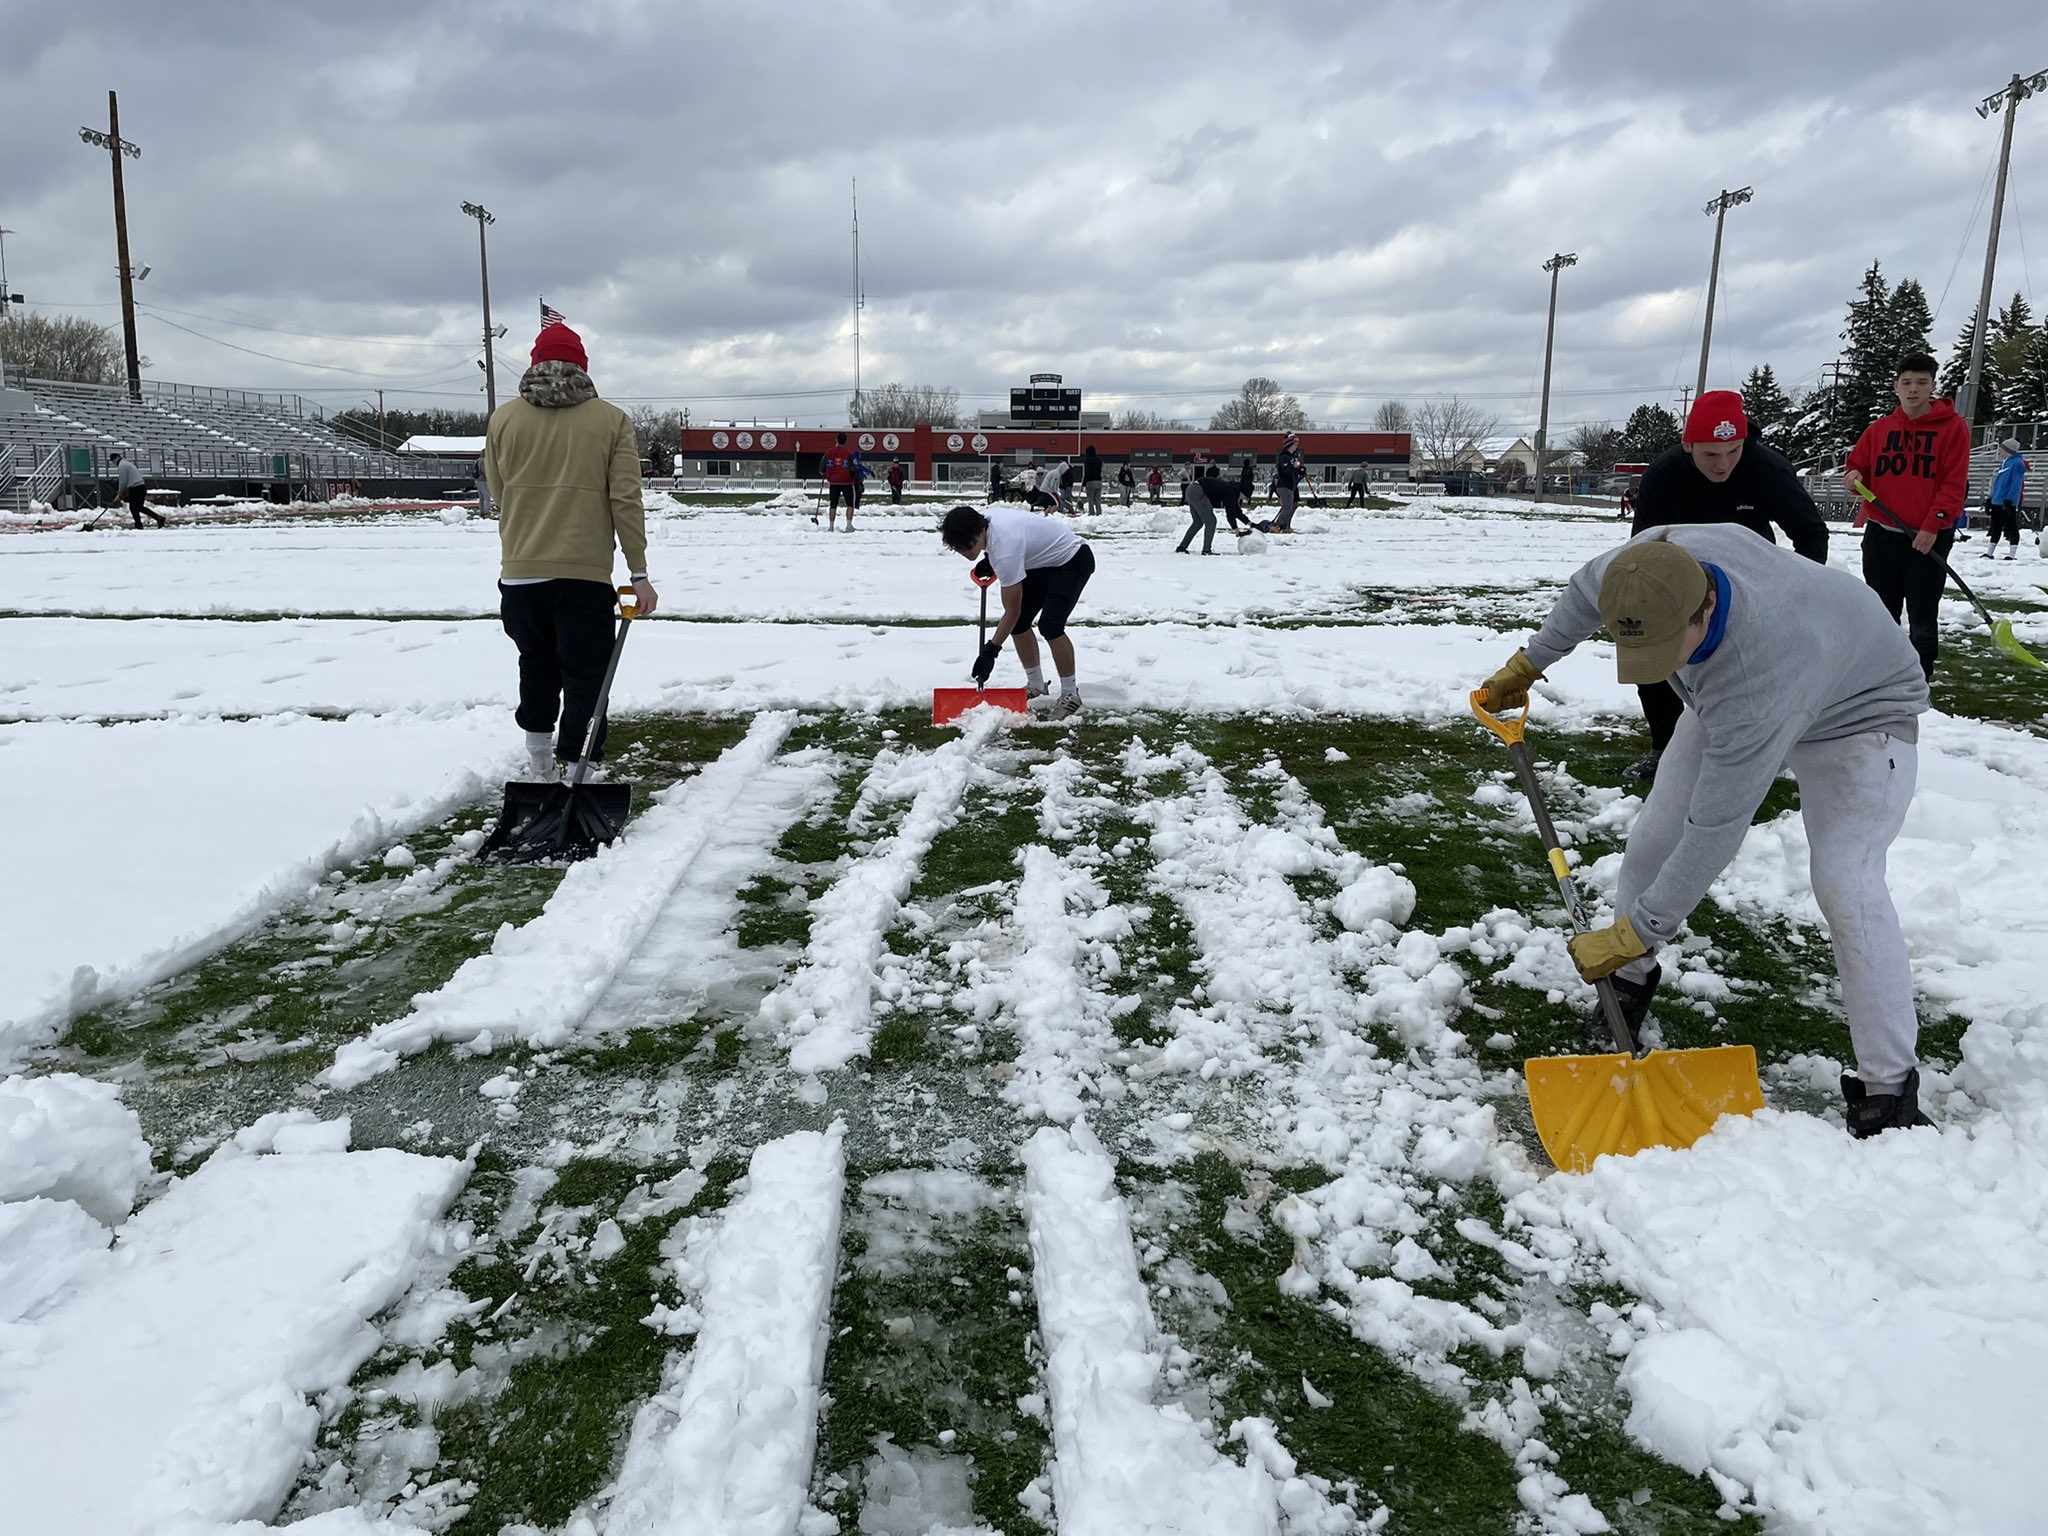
[1625,750,1662,783]
[1587,963,1660,1050]
[1841,1069,1933,1138]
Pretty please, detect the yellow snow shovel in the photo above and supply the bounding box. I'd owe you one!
[1852,482,2044,670]
[1470,690,1764,1172]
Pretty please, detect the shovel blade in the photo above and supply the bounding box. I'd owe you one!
[1525,1045,1764,1173]
[477,780,633,865]
[1991,618,2046,670]
[932,688,1030,726]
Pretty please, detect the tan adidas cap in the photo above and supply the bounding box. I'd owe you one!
[1598,541,1711,684]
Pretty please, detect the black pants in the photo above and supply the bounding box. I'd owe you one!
[1861,525,1955,681]
[889,482,903,503]
[1177,491,1217,553]
[125,486,160,527]
[1639,680,1685,754]
[1017,542,1095,639]
[1987,501,2020,547]
[827,483,855,517]
[500,579,618,761]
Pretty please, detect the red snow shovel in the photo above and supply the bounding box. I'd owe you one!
[479,585,640,864]
[933,561,1030,725]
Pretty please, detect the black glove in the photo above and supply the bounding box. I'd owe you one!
[971,641,1001,685]
[972,555,995,584]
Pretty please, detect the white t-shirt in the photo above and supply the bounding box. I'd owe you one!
[1037,463,1069,497]
[984,505,1083,587]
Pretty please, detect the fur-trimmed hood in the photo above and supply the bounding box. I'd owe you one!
[519,360,599,409]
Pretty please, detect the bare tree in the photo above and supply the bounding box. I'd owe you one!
[1112,407,1185,430]
[1566,422,1625,476]
[1208,376,1311,431]
[0,313,142,383]
[1371,400,1412,432]
[849,382,961,427]
[629,406,686,470]
[1409,397,1499,472]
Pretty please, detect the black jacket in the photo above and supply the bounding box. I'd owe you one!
[1194,474,1244,512]
[1631,441,1828,562]
[1082,450,1103,482]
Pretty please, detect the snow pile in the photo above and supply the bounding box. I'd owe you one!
[0,710,516,1068]
[0,1073,152,1225]
[1022,1120,1286,1535]
[601,1124,845,1536]
[0,1115,467,1536]
[758,710,1002,1075]
[327,711,797,1087]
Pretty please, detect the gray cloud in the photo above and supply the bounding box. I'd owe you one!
[3,0,2043,433]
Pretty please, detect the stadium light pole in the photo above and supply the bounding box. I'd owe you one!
[1959,69,2048,427]
[78,91,143,400]
[461,201,498,415]
[1533,251,1577,505]
[0,228,22,387]
[1695,187,1752,401]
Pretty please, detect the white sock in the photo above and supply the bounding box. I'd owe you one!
[1059,674,1078,695]
[524,730,554,757]
[1025,666,1045,690]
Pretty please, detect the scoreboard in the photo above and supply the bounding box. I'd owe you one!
[1011,372,1082,422]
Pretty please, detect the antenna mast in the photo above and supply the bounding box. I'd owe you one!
[851,178,863,426]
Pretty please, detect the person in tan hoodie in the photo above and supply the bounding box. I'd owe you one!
[483,323,659,781]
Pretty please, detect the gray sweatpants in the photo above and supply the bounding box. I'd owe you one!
[1087,481,1103,515]
[1271,484,1298,531]
[1615,715,1920,1089]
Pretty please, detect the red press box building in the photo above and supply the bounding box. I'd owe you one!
[677,423,1413,486]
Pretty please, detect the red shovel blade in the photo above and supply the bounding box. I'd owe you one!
[932,687,1030,726]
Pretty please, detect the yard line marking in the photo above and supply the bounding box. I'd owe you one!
[1023,1120,1282,1536]
[326,711,798,1088]
[757,709,1002,1075]
[602,1123,846,1536]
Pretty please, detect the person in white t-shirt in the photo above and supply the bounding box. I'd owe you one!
[939,503,1096,719]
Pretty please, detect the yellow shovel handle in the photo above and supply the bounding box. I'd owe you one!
[616,583,639,620]
[1468,687,1528,747]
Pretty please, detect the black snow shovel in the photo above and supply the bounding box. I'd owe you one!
[478,585,639,864]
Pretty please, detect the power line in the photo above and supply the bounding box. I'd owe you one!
[135,297,476,349]
[140,310,489,381]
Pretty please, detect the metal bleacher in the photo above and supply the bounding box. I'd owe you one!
[0,373,475,510]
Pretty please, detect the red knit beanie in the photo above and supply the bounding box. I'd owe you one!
[531,323,588,370]
[1684,390,1747,445]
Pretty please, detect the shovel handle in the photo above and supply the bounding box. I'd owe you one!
[616,583,639,620]
[1468,688,1528,746]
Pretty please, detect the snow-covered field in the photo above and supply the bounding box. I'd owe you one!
[3,492,2046,1535]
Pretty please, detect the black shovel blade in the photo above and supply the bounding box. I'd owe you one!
[477,780,633,865]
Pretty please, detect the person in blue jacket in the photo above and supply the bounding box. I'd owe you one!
[1982,437,2027,560]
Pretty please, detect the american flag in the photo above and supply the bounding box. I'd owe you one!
[540,300,567,329]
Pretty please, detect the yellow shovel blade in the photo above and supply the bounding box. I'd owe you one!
[1525,1046,1765,1173]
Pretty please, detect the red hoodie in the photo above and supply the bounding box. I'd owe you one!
[1845,397,1971,534]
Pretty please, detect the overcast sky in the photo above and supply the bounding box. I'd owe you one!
[4,0,2044,433]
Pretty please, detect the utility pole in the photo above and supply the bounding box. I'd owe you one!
[1959,69,2047,427]
[850,178,864,427]
[376,389,385,450]
[1677,385,1693,421]
[1533,251,1577,505]
[78,92,143,400]
[461,201,498,414]
[0,228,22,388]
[1696,186,1753,400]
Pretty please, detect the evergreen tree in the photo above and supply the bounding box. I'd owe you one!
[1619,403,1681,463]
[1835,260,1896,442]
[1939,304,1981,411]
[1987,294,2037,426]
[1886,278,1933,364]
[2006,324,2048,425]
[1777,386,1830,464]
[1740,364,1795,447]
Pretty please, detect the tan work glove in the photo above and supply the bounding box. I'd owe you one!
[1567,917,1649,981]
[1481,650,1542,711]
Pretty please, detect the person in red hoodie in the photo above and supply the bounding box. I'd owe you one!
[1844,352,1972,680]
[819,432,857,531]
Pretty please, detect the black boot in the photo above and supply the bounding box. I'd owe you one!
[1625,749,1661,784]
[1841,1068,1933,1138]
[1587,963,1660,1050]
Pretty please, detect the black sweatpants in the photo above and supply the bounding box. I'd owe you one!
[500,579,619,762]
[125,486,158,527]
[1987,501,2020,547]
[1638,680,1685,754]
[1861,525,1955,681]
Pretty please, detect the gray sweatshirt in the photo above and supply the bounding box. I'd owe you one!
[1522,523,1928,942]
[116,460,144,493]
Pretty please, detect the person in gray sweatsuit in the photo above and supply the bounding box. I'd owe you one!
[1479,523,1934,1138]
[111,452,164,528]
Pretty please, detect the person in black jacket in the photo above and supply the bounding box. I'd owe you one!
[1625,389,1829,780]
[1081,445,1104,515]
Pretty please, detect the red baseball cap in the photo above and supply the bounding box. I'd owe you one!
[1684,390,1747,445]
[531,323,588,370]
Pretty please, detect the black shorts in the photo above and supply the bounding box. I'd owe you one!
[829,483,855,510]
[1016,542,1095,640]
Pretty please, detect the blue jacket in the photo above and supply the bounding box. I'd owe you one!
[1989,452,2026,505]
